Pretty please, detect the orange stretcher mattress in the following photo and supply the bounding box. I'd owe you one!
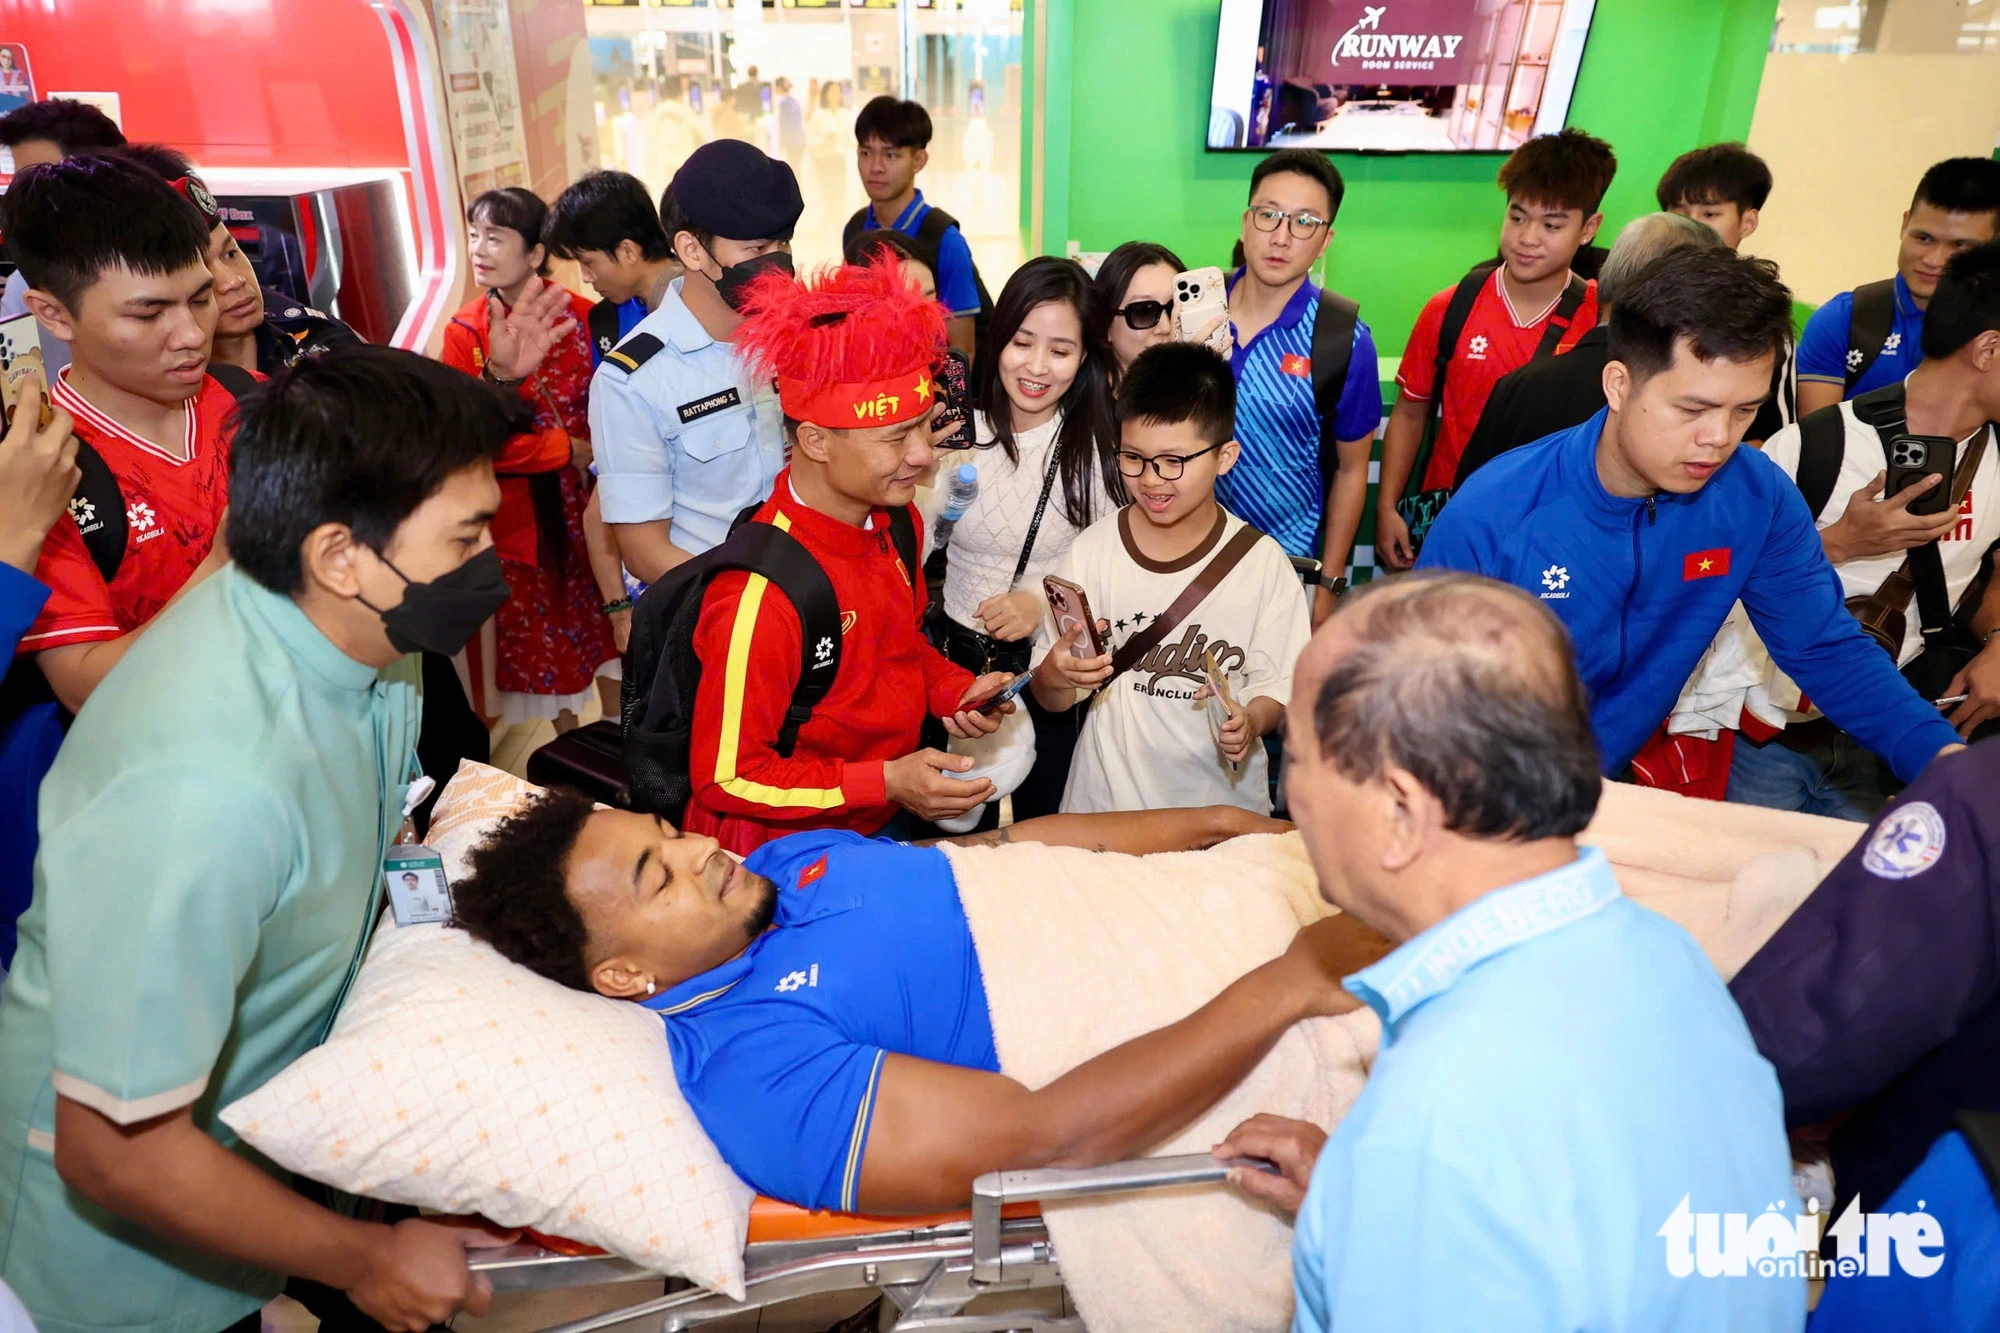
[520,1196,1044,1256]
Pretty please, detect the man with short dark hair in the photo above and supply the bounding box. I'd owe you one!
[1377,128,1614,567]
[6,157,235,713]
[842,95,987,361]
[1656,141,1773,251]
[1418,247,1963,785]
[1455,211,1721,485]
[542,169,680,364]
[588,141,798,582]
[1219,148,1380,624]
[1796,156,2000,417]
[1217,572,1802,1332]
[0,344,524,1331]
[0,98,127,373]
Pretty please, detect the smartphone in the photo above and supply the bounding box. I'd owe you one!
[1044,575,1105,659]
[1886,433,1957,517]
[931,348,971,447]
[1173,266,1230,346]
[968,670,1032,715]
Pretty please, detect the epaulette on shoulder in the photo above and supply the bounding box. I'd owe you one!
[603,332,665,375]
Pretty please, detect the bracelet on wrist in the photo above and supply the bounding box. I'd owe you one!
[601,597,634,615]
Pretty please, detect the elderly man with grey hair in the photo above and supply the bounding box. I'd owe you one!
[1214,570,1804,1333]
[1454,211,1723,484]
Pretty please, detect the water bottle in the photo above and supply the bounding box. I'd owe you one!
[931,464,979,553]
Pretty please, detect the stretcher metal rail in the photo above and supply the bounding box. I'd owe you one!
[469,1152,1252,1332]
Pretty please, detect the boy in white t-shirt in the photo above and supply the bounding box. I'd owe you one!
[1031,343,1312,813]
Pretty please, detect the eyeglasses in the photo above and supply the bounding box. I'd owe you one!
[1247,205,1330,240]
[1116,299,1171,331]
[1115,441,1225,481]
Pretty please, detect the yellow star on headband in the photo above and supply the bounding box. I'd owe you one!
[913,373,934,404]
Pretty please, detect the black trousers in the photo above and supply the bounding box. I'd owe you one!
[938,619,1081,826]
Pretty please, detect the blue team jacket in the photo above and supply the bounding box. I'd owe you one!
[1418,410,1960,782]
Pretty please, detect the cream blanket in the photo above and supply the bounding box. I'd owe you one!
[945,781,1864,1333]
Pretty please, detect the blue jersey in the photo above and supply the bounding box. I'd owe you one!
[644,830,997,1210]
[1794,274,1926,400]
[1220,273,1382,560]
[859,190,981,318]
[1417,410,1959,783]
[588,296,649,369]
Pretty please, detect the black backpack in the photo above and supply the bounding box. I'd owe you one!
[0,361,258,723]
[1308,288,1361,485]
[1843,278,1898,395]
[843,205,995,382]
[619,502,917,822]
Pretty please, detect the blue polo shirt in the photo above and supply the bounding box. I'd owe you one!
[1795,273,1926,399]
[859,190,981,318]
[644,830,997,1211]
[1219,272,1382,559]
[1292,848,1802,1333]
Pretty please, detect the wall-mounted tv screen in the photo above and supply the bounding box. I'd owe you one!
[1207,0,1599,153]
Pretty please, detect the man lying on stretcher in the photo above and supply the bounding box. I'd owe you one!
[450,804,1391,1213]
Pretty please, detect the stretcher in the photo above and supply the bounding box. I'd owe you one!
[471,1152,1254,1332]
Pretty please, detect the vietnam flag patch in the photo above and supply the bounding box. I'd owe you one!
[1279,353,1312,379]
[797,854,829,889]
[1683,548,1731,581]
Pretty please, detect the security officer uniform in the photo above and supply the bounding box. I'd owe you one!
[587,141,802,559]
[253,288,359,374]
[1731,738,2000,1218]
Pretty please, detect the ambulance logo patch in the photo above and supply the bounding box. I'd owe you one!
[1862,801,1946,879]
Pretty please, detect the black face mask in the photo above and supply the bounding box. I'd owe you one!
[714,249,795,312]
[359,546,512,656]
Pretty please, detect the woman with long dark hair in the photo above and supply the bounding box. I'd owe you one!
[1087,240,1187,384]
[440,187,616,732]
[934,255,1122,819]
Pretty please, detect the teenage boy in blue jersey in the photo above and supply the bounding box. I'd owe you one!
[542,170,680,366]
[1220,148,1381,626]
[1419,245,1963,786]
[1794,157,2000,419]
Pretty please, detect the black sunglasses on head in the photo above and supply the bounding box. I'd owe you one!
[1116,299,1171,331]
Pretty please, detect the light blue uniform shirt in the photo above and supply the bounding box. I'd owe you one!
[588,277,787,556]
[1292,848,1803,1333]
[0,567,421,1333]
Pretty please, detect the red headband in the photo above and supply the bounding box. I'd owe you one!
[777,363,937,428]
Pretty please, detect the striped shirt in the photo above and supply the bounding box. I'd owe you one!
[1220,274,1382,559]
[645,830,997,1211]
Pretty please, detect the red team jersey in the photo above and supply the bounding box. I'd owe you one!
[18,371,237,654]
[1395,269,1600,491]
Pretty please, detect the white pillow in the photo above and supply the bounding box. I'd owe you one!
[220,762,754,1298]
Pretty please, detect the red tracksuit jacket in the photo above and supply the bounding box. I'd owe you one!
[684,473,976,854]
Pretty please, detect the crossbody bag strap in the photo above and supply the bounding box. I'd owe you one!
[1008,444,1065,590]
[1911,425,1992,645]
[1530,274,1590,360]
[1102,521,1266,692]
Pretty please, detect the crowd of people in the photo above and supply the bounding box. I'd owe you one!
[0,84,1996,1333]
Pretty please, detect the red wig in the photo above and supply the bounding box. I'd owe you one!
[735,254,949,428]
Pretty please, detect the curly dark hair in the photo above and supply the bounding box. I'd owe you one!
[449,788,599,992]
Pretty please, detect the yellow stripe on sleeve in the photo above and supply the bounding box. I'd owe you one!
[840,1050,886,1212]
[713,511,849,811]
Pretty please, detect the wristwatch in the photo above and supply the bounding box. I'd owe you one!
[1316,575,1348,599]
[481,362,526,390]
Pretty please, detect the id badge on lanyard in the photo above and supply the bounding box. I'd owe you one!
[383,773,451,926]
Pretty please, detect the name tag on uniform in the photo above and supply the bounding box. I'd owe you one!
[385,846,453,926]
[677,387,742,424]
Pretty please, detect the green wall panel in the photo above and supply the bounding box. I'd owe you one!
[1031,0,1780,356]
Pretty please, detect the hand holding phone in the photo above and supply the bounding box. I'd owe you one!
[969,670,1032,714]
[1173,267,1231,355]
[1886,433,1958,517]
[1044,576,1105,659]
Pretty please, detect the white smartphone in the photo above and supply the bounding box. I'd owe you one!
[1173,266,1230,348]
